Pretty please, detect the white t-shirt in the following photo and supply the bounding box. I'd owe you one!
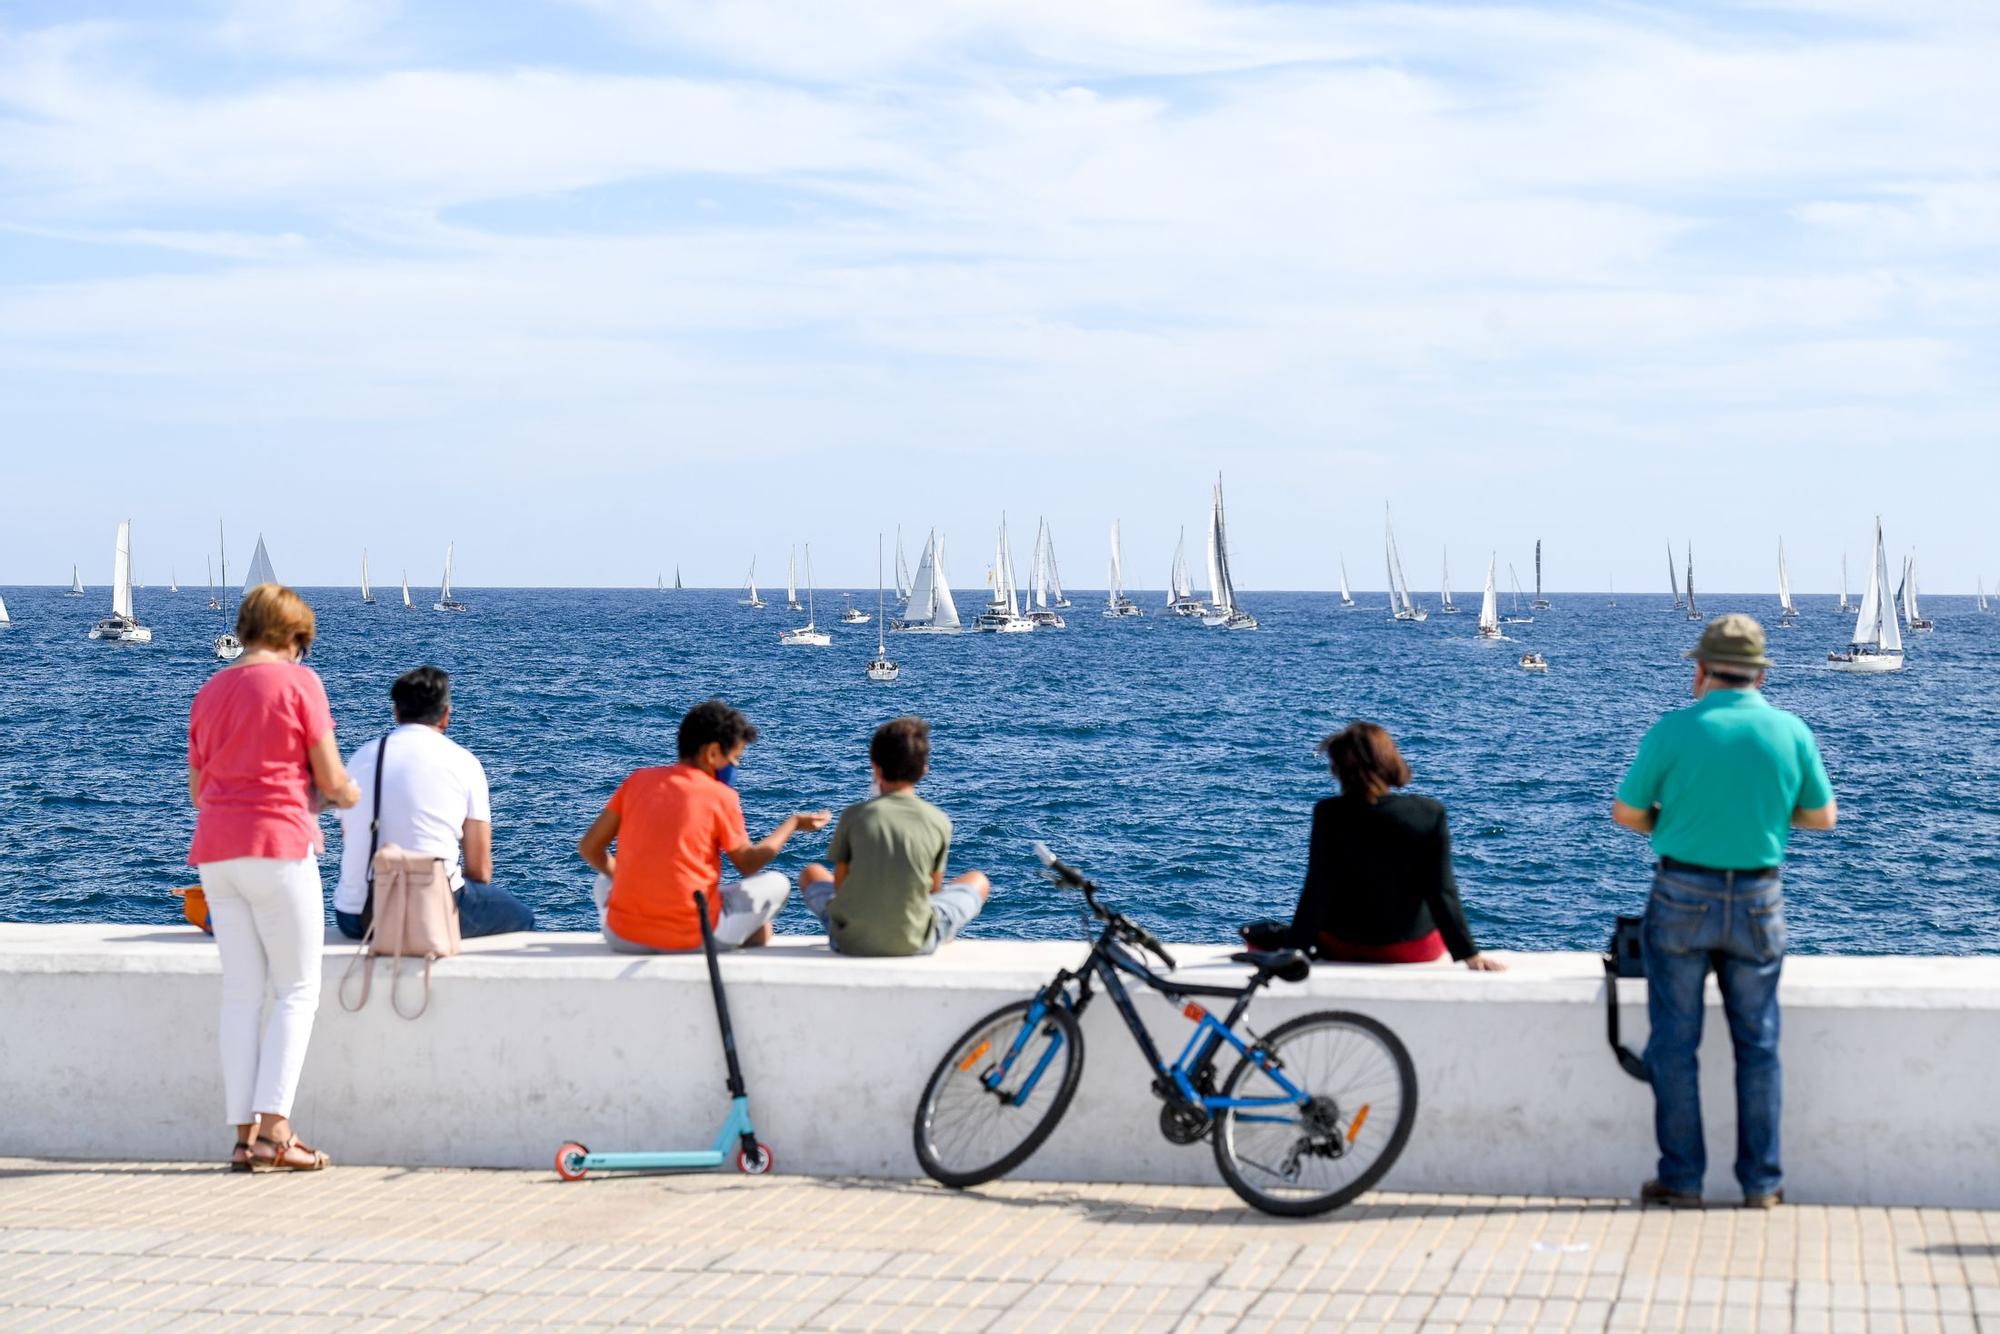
[333,723,491,914]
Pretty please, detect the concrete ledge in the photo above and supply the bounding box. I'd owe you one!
[4,925,1997,1205]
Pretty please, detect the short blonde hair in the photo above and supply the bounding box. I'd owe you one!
[236,584,316,656]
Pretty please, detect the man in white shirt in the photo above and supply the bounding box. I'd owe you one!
[332,666,534,939]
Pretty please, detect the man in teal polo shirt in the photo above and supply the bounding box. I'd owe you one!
[1612,614,1836,1210]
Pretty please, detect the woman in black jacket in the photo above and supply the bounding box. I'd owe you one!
[1278,721,1504,971]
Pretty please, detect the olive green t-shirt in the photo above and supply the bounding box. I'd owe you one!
[825,789,953,956]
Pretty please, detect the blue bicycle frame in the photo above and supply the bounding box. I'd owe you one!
[986,931,1310,1121]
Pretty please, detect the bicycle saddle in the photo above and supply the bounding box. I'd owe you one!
[1230,948,1311,984]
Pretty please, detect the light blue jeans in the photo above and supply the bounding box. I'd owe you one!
[1642,863,1786,1198]
[799,876,984,955]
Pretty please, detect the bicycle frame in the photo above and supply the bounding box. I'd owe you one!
[986,925,1310,1120]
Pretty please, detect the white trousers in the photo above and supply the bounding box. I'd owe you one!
[200,856,325,1125]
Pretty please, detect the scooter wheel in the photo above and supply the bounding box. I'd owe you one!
[554,1141,590,1181]
[737,1143,775,1175]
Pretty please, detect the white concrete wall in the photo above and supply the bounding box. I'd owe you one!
[3,925,1997,1206]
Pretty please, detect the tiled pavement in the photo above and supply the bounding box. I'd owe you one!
[2,1160,1998,1331]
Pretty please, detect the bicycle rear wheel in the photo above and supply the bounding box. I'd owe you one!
[913,998,1084,1188]
[1211,1010,1417,1216]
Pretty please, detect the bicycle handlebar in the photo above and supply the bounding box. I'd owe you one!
[1032,841,1177,972]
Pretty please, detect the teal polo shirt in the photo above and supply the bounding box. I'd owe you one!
[1616,688,1833,871]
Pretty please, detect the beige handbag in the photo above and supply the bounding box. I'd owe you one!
[339,732,461,1019]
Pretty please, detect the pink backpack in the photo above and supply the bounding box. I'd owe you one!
[338,732,461,1018]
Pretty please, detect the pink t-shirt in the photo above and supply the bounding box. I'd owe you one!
[187,661,337,866]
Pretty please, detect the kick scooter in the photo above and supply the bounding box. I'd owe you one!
[554,889,774,1179]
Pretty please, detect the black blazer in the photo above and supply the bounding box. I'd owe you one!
[1285,792,1480,961]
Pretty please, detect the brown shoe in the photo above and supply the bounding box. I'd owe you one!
[252,1135,330,1172]
[1640,1179,1702,1208]
[1743,1189,1784,1210]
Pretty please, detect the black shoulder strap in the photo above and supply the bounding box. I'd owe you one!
[360,730,392,930]
[1605,915,1651,1082]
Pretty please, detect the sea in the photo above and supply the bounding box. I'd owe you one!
[2,586,1996,954]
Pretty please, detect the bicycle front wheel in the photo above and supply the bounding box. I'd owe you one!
[1212,1009,1417,1216]
[913,998,1084,1188]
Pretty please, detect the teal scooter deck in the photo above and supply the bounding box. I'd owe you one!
[554,889,773,1180]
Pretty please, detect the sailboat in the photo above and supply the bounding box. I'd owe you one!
[893,527,912,608]
[1045,523,1073,610]
[840,592,870,625]
[1684,547,1702,622]
[1202,477,1257,630]
[867,536,900,682]
[1899,555,1935,632]
[87,520,152,643]
[401,570,413,610]
[0,590,10,626]
[1531,540,1551,610]
[778,545,831,646]
[1476,555,1504,641]
[169,568,179,594]
[1668,543,1684,611]
[1026,519,1067,628]
[975,517,1036,633]
[1504,565,1534,624]
[1439,548,1460,614]
[891,530,961,634]
[784,546,804,612]
[434,542,468,613]
[657,573,665,593]
[740,558,765,609]
[674,567,683,591]
[1104,519,1144,620]
[1979,579,1991,614]
[211,525,241,659]
[1776,540,1798,626]
[1608,576,1617,608]
[1165,527,1205,617]
[361,550,376,605]
[1383,506,1426,623]
[1338,557,1356,609]
[65,565,84,598]
[1829,518,1905,673]
[243,536,276,592]
[1838,555,1853,614]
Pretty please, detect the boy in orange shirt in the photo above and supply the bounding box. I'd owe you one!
[578,699,829,952]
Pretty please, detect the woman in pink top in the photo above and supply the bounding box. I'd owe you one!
[188,584,359,1172]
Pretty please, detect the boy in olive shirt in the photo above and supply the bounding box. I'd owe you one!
[798,717,991,956]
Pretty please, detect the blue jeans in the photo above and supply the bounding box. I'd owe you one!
[799,875,985,955]
[1642,864,1786,1198]
[334,882,536,941]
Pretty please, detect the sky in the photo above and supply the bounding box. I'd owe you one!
[2,0,1997,593]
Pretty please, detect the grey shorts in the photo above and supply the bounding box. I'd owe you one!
[595,871,789,954]
[800,875,983,956]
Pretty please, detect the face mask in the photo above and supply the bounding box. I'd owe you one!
[715,763,738,788]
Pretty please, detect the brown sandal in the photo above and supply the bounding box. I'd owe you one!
[252,1135,330,1172]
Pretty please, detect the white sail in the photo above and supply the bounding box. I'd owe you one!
[69,564,84,595]
[1203,505,1223,608]
[1029,519,1049,609]
[786,546,798,605]
[1210,477,1246,620]
[1168,530,1193,603]
[361,550,373,602]
[0,592,9,625]
[441,544,455,601]
[169,569,178,593]
[1000,523,1021,617]
[932,535,960,627]
[1777,539,1794,614]
[243,536,276,591]
[1668,543,1682,607]
[1851,519,1902,652]
[745,558,761,603]
[895,528,911,601]
[1685,548,1698,617]
[402,571,412,608]
[1383,506,1416,614]
[1339,558,1354,607]
[1905,556,1923,625]
[1478,555,1499,634]
[900,530,960,629]
[1108,520,1127,606]
[1980,579,1990,613]
[1440,548,1455,611]
[1840,553,1851,612]
[112,520,135,621]
[1044,525,1067,604]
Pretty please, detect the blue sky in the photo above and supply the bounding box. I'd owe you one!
[2,0,1997,592]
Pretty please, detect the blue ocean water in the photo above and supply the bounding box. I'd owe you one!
[2,585,1996,953]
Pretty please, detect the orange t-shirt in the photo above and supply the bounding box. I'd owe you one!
[604,764,750,950]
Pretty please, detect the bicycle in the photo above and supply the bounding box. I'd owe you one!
[912,844,1418,1216]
